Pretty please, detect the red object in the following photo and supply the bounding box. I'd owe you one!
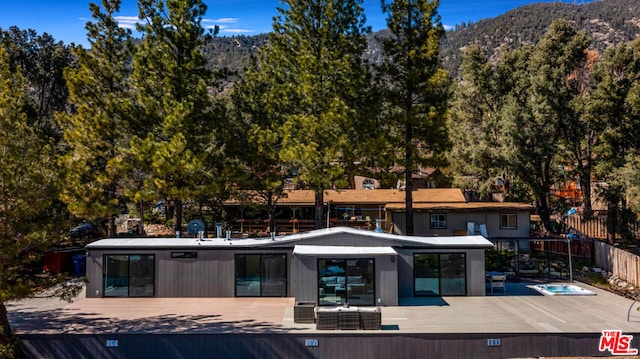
[43,249,84,273]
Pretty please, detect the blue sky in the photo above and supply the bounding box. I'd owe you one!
[0,0,588,46]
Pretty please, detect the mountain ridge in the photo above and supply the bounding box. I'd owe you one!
[203,0,640,79]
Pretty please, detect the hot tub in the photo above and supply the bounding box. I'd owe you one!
[528,284,596,296]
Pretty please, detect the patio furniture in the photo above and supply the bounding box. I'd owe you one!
[490,275,506,294]
[316,308,339,330]
[316,306,382,330]
[337,307,360,330]
[294,301,316,323]
[359,307,381,330]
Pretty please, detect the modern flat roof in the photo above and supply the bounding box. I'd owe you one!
[85,226,494,250]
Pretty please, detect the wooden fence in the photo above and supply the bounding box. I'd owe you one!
[565,214,640,240]
[594,240,640,287]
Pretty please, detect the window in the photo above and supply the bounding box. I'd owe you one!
[103,254,155,297]
[414,253,466,296]
[430,213,447,229]
[362,178,375,190]
[171,251,197,259]
[500,213,517,229]
[318,258,374,306]
[235,254,287,297]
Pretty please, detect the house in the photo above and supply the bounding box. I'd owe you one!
[388,201,534,239]
[84,227,493,304]
[223,188,535,243]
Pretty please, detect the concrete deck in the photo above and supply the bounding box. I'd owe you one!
[7,281,640,335]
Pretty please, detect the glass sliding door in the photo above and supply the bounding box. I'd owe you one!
[104,254,155,297]
[236,254,261,296]
[129,255,155,297]
[414,253,466,296]
[440,253,466,296]
[318,258,375,306]
[414,254,439,296]
[235,254,287,297]
[261,254,287,296]
[318,259,347,306]
[346,259,374,306]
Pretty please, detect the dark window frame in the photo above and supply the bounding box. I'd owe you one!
[171,251,198,259]
[413,252,467,297]
[103,254,155,298]
[234,253,288,297]
[500,213,517,229]
[317,258,376,307]
[430,213,447,229]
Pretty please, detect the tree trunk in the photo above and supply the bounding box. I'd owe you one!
[108,216,117,238]
[268,197,276,234]
[314,188,324,229]
[405,122,414,236]
[173,198,183,236]
[0,302,10,346]
[405,170,414,236]
[0,302,17,357]
[139,199,145,236]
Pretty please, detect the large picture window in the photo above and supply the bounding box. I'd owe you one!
[104,254,155,297]
[414,253,466,296]
[318,258,375,306]
[235,254,287,297]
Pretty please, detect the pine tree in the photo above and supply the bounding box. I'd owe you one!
[379,0,451,235]
[590,39,640,242]
[57,0,134,237]
[502,19,589,231]
[0,45,77,356]
[129,0,222,234]
[235,0,373,229]
[449,45,510,200]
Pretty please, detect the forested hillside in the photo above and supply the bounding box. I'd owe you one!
[204,0,640,77]
[441,0,640,76]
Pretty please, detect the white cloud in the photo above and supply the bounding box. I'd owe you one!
[203,18,238,24]
[220,28,254,34]
[203,18,254,34]
[443,24,454,31]
[115,15,141,30]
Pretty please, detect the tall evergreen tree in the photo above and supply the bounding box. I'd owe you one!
[57,0,134,237]
[129,0,222,234]
[564,49,600,218]
[502,19,589,231]
[449,45,510,200]
[236,0,373,229]
[0,46,77,356]
[231,56,291,233]
[379,0,451,235]
[590,39,640,242]
[0,27,73,138]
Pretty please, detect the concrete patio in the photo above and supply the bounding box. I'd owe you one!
[7,281,640,335]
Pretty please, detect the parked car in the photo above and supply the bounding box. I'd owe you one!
[68,221,103,238]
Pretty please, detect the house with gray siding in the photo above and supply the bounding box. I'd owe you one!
[85,227,493,305]
[388,202,534,238]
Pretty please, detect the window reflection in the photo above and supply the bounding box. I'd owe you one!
[318,258,374,306]
[414,253,466,296]
[104,254,154,297]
